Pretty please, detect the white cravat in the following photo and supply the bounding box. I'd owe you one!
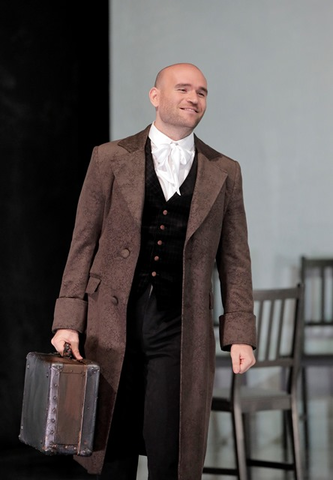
[149,124,195,201]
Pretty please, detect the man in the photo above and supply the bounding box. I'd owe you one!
[51,63,256,480]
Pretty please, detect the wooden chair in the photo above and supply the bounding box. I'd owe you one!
[300,256,333,455]
[203,286,304,480]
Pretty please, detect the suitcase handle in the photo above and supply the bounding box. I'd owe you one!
[63,342,74,359]
[63,342,84,363]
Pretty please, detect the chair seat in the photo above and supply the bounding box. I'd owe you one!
[301,353,333,366]
[212,386,292,413]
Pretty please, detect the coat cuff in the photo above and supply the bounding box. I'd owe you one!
[52,297,88,333]
[219,312,257,351]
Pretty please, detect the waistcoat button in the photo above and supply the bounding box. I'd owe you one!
[111,296,118,305]
[151,271,157,277]
[160,225,165,230]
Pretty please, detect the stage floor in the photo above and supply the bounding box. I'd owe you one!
[1,368,332,480]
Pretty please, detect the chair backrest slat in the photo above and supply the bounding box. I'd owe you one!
[320,266,324,319]
[301,256,333,326]
[265,299,275,361]
[276,297,285,359]
[253,286,303,370]
[256,300,264,358]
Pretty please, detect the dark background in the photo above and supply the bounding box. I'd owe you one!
[0,0,109,453]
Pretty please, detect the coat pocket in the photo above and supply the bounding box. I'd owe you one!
[85,276,101,295]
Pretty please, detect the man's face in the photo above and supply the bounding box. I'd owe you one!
[149,64,208,140]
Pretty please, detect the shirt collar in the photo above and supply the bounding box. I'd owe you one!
[149,123,195,152]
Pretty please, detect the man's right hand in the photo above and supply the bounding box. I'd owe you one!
[51,329,83,360]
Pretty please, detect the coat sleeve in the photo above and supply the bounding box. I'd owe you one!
[52,147,107,333]
[216,160,256,350]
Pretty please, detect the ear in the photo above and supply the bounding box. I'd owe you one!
[149,87,160,107]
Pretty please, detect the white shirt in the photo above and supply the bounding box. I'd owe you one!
[149,123,195,201]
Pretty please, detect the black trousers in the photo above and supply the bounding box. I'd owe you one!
[98,286,182,480]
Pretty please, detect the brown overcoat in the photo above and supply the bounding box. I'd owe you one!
[52,126,256,478]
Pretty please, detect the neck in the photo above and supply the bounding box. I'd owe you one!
[153,122,193,141]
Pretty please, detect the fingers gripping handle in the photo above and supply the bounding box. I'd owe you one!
[63,342,73,358]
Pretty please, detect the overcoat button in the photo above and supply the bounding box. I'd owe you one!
[151,271,157,277]
[121,249,130,258]
[111,296,118,305]
[160,225,165,230]
[163,210,168,215]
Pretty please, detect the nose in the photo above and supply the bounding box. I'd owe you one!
[186,90,199,103]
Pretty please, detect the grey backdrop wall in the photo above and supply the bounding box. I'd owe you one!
[109,0,333,309]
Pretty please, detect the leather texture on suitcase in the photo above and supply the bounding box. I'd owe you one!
[19,351,100,456]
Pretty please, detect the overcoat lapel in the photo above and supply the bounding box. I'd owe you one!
[113,129,148,226]
[186,149,228,242]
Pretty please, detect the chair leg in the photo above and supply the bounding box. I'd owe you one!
[242,413,252,480]
[232,405,248,480]
[290,398,304,480]
[301,367,310,461]
[282,411,288,464]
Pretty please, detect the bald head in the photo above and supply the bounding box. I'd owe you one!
[154,63,207,90]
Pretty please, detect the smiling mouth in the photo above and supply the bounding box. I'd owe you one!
[180,107,199,113]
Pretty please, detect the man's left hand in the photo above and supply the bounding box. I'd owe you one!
[230,344,256,374]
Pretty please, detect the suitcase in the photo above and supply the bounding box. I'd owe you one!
[19,349,100,456]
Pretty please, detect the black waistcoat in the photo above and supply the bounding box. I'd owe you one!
[132,139,197,310]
